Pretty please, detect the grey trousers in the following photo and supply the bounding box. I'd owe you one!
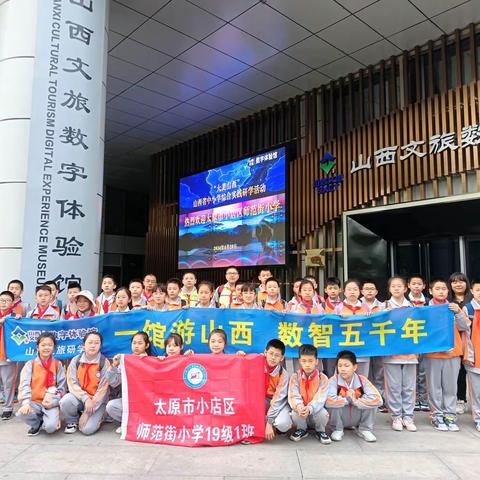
[424,356,460,420]
[467,370,480,424]
[328,406,377,432]
[384,363,416,418]
[18,401,60,433]
[106,398,122,423]
[265,398,292,432]
[291,408,329,432]
[59,393,106,435]
[369,356,384,398]
[0,363,17,412]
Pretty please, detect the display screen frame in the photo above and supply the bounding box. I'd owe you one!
[176,145,290,271]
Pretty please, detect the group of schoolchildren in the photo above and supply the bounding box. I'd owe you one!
[1,268,480,444]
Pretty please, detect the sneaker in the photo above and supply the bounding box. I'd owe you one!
[1,411,13,420]
[392,417,403,431]
[378,405,389,413]
[331,430,344,442]
[432,417,448,431]
[420,401,430,412]
[414,401,421,412]
[315,431,331,444]
[444,417,460,432]
[27,421,43,436]
[475,422,480,432]
[103,415,114,424]
[64,423,78,434]
[115,426,122,434]
[402,417,417,432]
[289,429,308,442]
[356,430,376,442]
[456,400,466,415]
[240,439,252,445]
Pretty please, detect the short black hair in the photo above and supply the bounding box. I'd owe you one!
[0,291,14,301]
[430,277,447,289]
[265,277,279,287]
[37,331,57,347]
[336,350,357,365]
[265,339,285,355]
[67,281,82,291]
[471,279,480,288]
[36,285,52,294]
[408,273,425,284]
[325,277,341,287]
[166,278,182,289]
[7,279,24,291]
[299,344,317,358]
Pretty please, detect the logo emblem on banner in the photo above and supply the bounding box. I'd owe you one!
[183,363,207,389]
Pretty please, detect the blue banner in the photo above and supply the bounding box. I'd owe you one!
[4,304,453,361]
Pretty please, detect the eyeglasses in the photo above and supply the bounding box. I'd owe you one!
[0,298,12,303]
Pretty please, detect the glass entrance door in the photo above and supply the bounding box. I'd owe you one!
[392,238,461,284]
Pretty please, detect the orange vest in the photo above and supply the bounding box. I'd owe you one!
[77,363,101,397]
[468,310,480,368]
[263,300,285,312]
[257,290,268,304]
[337,303,368,316]
[31,359,59,402]
[266,372,282,399]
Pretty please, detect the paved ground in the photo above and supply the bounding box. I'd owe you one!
[0,407,479,480]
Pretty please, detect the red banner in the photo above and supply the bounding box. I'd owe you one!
[121,354,266,447]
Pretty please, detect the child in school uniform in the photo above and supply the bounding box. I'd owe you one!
[264,339,292,440]
[326,350,382,443]
[305,275,324,305]
[45,280,62,316]
[60,332,110,435]
[106,331,151,434]
[141,273,157,306]
[7,279,29,317]
[63,281,82,319]
[27,285,60,321]
[383,276,417,432]
[207,329,245,356]
[114,287,131,313]
[288,344,330,444]
[290,279,324,314]
[361,280,385,399]
[238,283,261,309]
[180,271,199,307]
[424,278,468,432]
[408,274,430,412]
[229,281,244,309]
[165,278,187,310]
[257,268,272,304]
[147,283,168,312]
[157,333,194,359]
[64,291,96,320]
[323,277,343,314]
[262,278,286,312]
[0,291,18,420]
[129,279,146,309]
[334,280,370,377]
[17,332,66,435]
[95,275,117,315]
[287,278,302,311]
[193,281,217,308]
[463,279,480,431]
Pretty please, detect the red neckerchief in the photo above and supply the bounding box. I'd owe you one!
[325,297,339,311]
[433,299,447,305]
[0,306,14,319]
[39,355,55,388]
[102,300,109,313]
[411,300,424,306]
[343,302,362,314]
[144,291,153,302]
[302,299,313,314]
[36,305,50,319]
[74,309,95,319]
[300,368,319,404]
[265,360,276,386]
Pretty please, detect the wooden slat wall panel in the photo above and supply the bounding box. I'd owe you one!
[146,27,480,278]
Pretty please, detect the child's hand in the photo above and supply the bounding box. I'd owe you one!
[182,305,190,310]
[145,305,153,310]
[365,311,373,316]
[449,303,461,313]
[236,350,246,356]
[18,403,32,415]
[265,423,275,440]
[184,349,194,356]
[84,398,96,414]
[157,355,166,360]
[112,354,121,368]
[15,313,22,320]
